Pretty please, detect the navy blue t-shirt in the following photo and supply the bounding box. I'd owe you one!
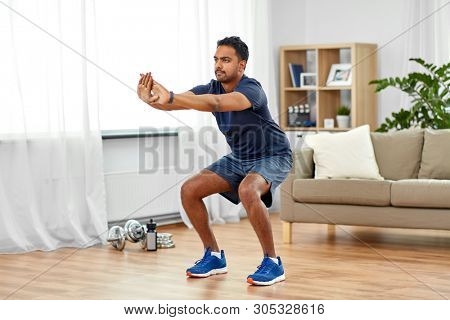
[190,74,292,160]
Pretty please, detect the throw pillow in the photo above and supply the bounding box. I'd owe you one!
[418,128,450,179]
[304,125,383,180]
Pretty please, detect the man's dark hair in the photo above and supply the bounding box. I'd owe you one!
[217,36,249,62]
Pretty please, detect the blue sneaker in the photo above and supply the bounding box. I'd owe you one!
[186,247,227,278]
[247,256,285,285]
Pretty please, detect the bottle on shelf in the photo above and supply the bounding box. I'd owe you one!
[294,105,302,127]
[288,106,295,127]
[305,104,310,114]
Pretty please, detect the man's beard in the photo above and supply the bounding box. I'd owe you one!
[216,71,231,83]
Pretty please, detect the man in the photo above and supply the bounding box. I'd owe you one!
[137,36,292,286]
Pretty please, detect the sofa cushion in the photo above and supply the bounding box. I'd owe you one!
[370,129,424,180]
[418,129,450,179]
[292,178,391,206]
[391,179,450,209]
[304,125,383,180]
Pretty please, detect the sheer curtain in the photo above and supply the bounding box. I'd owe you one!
[399,0,449,111]
[175,0,276,227]
[402,0,449,72]
[0,0,277,249]
[0,0,108,253]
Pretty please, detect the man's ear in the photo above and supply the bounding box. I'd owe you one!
[238,59,247,72]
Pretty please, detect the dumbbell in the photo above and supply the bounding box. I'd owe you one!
[124,219,149,250]
[107,225,126,251]
[107,219,146,251]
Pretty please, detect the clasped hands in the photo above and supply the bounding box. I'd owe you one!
[137,72,170,109]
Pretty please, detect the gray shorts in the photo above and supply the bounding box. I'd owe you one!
[205,152,293,208]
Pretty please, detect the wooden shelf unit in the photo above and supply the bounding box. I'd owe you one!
[279,43,378,132]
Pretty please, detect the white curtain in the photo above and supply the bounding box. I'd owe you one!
[0,0,108,253]
[399,0,449,111]
[174,0,276,227]
[402,0,450,74]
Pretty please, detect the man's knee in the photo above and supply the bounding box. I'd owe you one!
[238,184,260,208]
[181,179,201,201]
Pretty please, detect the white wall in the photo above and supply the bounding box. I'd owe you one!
[270,0,307,119]
[270,0,412,125]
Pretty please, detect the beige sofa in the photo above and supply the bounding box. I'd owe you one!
[280,128,450,243]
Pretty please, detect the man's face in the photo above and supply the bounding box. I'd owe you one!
[214,45,246,83]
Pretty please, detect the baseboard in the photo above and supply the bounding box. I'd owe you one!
[108,212,182,228]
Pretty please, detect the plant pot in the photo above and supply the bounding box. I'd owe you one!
[336,115,350,128]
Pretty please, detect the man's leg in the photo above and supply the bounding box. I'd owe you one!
[238,173,275,257]
[180,169,232,252]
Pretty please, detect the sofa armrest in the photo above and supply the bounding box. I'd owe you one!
[293,147,314,179]
[280,148,314,221]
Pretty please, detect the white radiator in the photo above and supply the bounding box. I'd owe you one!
[104,167,189,222]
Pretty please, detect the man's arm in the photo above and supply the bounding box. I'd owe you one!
[139,73,252,112]
[168,92,252,112]
[154,91,195,111]
[150,87,252,112]
[137,73,191,111]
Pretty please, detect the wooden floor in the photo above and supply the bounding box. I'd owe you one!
[1,212,450,300]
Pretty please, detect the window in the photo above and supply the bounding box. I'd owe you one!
[0,0,257,134]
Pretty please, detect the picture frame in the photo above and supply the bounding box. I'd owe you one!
[326,63,352,86]
[300,73,317,88]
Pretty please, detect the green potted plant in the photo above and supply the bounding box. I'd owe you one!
[336,105,351,128]
[369,58,450,132]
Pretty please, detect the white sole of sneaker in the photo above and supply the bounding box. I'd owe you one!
[247,273,285,286]
[186,266,228,278]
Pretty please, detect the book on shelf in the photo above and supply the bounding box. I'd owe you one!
[288,63,304,87]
